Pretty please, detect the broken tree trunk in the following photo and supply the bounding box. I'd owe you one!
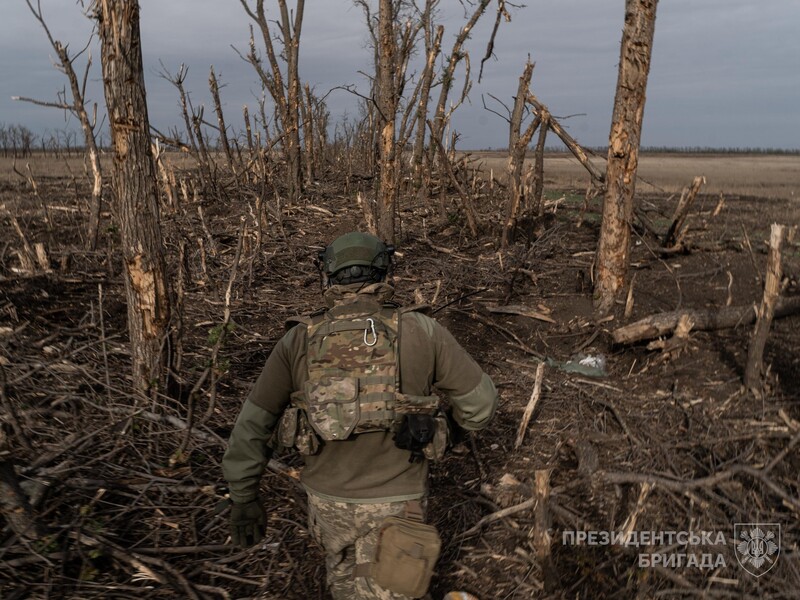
[744,224,786,389]
[96,0,173,395]
[594,0,658,316]
[612,295,800,345]
[662,176,705,248]
[531,110,549,218]
[502,60,540,247]
[525,93,605,185]
[532,469,559,592]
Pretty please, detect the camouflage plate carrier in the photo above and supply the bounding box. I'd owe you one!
[277,304,442,455]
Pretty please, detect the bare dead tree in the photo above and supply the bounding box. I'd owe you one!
[501,60,541,247]
[94,0,173,396]
[238,0,305,203]
[594,0,659,316]
[17,0,103,250]
[209,67,236,174]
[411,15,444,186]
[427,0,492,170]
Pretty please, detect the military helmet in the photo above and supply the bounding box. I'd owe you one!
[318,232,394,283]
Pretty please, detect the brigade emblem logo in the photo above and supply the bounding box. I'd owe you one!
[734,523,780,577]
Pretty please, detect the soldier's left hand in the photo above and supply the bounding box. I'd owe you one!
[229,499,266,547]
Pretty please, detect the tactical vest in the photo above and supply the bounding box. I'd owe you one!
[279,305,440,452]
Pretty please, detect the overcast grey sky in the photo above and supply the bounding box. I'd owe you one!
[2,0,798,150]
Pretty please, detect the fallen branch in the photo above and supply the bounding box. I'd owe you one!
[486,304,556,324]
[458,496,537,539]
[611,296,800,345]
[515,362,544,449]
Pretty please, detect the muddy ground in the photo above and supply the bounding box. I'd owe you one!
[0,153,798,599]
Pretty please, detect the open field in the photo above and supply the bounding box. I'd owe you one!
[4,151,799,201]
[470,151,800,201]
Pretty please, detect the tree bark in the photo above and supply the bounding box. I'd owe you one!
[377,0,398,243]
[594,0,658,316]
[95,0,172,395]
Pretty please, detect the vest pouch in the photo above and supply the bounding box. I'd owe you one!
[277,407,321,455]
[295,409,320,455]
[277,407,299,448]
[422,414,450,462]
[372,516,441,598]
[305,377,360,441]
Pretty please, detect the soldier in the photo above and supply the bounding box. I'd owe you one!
[222,232,498,599]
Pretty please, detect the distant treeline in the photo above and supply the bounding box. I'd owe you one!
[0,123,103,158]
[2,121,798,159]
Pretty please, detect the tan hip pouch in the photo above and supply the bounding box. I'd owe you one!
[372,516,441,598]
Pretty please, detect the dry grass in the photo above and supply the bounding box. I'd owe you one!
[469,151,800,201]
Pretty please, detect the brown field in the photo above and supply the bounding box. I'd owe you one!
[469,151,800,201]
[4,151,800,201]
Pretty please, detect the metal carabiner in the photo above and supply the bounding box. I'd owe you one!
[363,318,378,346]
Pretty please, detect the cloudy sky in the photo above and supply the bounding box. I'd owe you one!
[2,0,798,150]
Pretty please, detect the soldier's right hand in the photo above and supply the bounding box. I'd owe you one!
[229,499,266,547]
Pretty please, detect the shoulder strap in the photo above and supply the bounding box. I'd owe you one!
[284,307,326,331]
[398,303,433,316]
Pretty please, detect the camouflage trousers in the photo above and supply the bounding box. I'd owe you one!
[307,492,427,600]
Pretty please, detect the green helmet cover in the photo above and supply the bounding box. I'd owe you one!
[320,232,391,276]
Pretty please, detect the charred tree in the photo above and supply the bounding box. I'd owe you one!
[594,0,658,316]
[94,0,173,395]
[18,0,103,251]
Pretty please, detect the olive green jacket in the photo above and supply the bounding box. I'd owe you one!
[222,283,498,503]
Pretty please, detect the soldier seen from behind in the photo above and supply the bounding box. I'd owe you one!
[222,232,498,599]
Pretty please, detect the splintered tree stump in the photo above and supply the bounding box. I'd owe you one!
[531,469,560,592]
[662,176,705,248]
[745,224,786,389]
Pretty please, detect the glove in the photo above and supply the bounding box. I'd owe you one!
[393,414,435,462]
[445,407,467,447]
[230,499,266,547]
